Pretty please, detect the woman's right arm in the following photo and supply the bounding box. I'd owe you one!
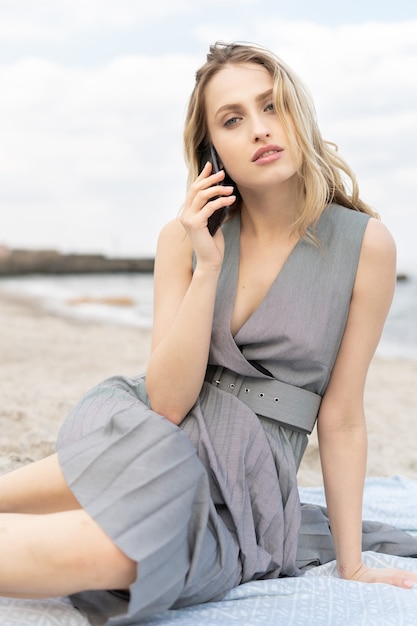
[145,164,235,424]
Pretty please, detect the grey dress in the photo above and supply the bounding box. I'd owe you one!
[56,205,417,626]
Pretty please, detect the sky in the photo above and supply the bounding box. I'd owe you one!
[0,0,416,273]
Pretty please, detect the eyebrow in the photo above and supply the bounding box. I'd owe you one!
[214,88,273,118]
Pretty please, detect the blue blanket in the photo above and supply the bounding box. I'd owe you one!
[1,476,416,626]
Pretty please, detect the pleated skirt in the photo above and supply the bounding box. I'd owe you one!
[56,375,242,625]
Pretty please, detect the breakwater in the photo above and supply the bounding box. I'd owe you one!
[0,246,154,275]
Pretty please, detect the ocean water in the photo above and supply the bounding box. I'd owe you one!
[378,274,417,360]
[0,273,155,328]
[0,272,416,360]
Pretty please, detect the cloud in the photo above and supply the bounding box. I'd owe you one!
[0,0,258,42]
[0,53,198,254]
[0,11,416,270]
[0,0,198,40]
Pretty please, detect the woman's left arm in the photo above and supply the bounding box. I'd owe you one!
[318,217,417,588]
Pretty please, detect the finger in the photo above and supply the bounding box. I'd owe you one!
[196,166,226,189]
[197,160,212,178]
[181,191,234,231]
[187,186,234,219]
[197,198,235,235]
[356,568,417,588]
[202,184,234,202]
[384,576,416,589]
[377,572,415,588]
[201,194,236,217]
[396,570,417,588]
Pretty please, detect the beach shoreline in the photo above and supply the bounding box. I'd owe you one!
[1,291,416,487]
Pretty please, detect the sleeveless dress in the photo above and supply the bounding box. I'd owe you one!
[56,205,417,626]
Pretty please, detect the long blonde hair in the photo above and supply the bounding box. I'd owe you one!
[183,41,378,237]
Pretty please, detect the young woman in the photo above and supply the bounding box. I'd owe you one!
[1,41,416,625]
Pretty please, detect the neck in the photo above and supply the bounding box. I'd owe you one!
[239,181,303,240]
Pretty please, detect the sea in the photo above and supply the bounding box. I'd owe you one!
[0,271,416,361]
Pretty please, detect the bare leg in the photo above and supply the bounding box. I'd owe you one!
[0,454,81,513]
[0,509,136,597]
[0,455,136,598]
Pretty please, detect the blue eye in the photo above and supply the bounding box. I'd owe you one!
[224,117,239,127]
[265,102,275,112]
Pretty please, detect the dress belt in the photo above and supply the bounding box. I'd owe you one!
[205,365,321,434]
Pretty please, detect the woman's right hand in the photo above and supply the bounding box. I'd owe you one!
[180,162,235,270]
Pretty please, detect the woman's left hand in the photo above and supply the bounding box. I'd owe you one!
[349,563,417,589]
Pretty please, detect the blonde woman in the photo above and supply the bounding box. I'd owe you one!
[0,42,416,625]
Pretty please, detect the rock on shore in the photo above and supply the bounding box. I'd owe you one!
[0,245,154,274]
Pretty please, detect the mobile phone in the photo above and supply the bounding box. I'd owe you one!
[198,144,230,235]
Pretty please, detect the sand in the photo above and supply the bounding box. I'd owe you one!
[1,291,416,487]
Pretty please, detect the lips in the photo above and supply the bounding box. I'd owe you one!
[252,144,283,162]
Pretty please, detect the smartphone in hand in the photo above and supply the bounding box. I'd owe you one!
[198,144,231,235]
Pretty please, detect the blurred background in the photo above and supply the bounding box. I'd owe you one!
[0,0,416,355]
[0,0,416,266]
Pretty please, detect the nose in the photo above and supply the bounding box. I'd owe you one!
[251,116,270,142]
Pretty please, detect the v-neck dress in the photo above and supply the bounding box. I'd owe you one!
[56,205,417,626]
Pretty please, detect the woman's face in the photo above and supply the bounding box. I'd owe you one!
[204,62,301,194]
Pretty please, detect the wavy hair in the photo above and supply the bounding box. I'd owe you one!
[183,41,378,237]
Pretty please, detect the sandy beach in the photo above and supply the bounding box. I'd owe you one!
[1,291,416,487]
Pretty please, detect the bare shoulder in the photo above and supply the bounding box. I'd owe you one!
[157,217,191,250]
[360,217,396,266]
[353,217,396,294]
[353,217,397,311]
[155,218,193,269]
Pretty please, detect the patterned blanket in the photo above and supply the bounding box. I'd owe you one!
[1,476,416,626]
